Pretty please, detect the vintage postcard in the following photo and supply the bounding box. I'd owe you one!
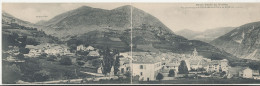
[1,2,260,85]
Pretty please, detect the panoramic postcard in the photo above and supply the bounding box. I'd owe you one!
[2,3,260,84]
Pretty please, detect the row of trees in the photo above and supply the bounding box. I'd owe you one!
[99,47,120,75]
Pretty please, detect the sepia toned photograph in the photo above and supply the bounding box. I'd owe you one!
[1,2,260,84]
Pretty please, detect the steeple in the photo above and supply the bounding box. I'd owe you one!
[193,48,198,57]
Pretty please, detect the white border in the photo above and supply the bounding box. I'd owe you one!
[1,0,260,85]
[1,0,260,3]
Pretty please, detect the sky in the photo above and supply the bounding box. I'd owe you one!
[2,3,260,32]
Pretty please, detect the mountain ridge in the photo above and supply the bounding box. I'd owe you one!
[6,5,238,62]
[176,27,235,43]
[210,21,260,60]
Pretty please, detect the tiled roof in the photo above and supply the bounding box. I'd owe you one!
[119,57,130,63]
[165,63,179,66]
[132,54,161,64]
[88,51,99,56]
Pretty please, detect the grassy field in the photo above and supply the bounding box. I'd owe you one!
[38,58,96,80]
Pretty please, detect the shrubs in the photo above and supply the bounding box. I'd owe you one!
[47,55,57,61]
[60,57,72,65]
[156,73,164,81]
[33,70,50,82]
[16,54,25,60]
[124,71,131,78]
[77,61,85,66]
[178,60,189,74]
[77,51,89,56]
[168,69,175,77]
[92,59,101,67]
[19,48,30,54]
[39,53,47,59]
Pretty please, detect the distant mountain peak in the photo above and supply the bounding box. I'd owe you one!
[79,5,93,9]
[2,11,34,26]
[178,29,197,32]
[176,27,235,43]
[113,5,132,10]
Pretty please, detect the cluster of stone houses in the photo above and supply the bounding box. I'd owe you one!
[109,48,260,81]
[24,43,74,58]
[3,46,20,62]
[77,45,95,51]
[161,48,229,74]
[3,46,25,62]
[76,45,100,57]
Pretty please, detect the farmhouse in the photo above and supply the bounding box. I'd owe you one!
[77,45,95,51]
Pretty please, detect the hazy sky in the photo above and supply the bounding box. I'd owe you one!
[3,3,260,32]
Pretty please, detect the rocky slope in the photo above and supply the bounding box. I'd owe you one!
[210,21,260,60]
[2,12,60,51]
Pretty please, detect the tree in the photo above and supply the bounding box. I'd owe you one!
[114,56,120,75]
[92,59,101,67]
[16,54,25,60]
[220,71,226,77]
[112,49,119,56]
[67,39,83,46]
[87,56,97,60]
[47,55,57,61]
[124,71,131,78]
[156,73,164,81]
[17,36,27,48]
[60,57,72,65]
[77,51,89,56]
[168,69,175,77]
[68,44,77,52]
[77,61,85,66]
[100,47,114,75]
[33,70,50,82]
[19,48,30,54]
[197,68,206,71]
[178,60,189,74]
[26,38,39,46]
[39,53,47,59]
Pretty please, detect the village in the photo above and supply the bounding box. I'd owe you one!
[3,41,260,84]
